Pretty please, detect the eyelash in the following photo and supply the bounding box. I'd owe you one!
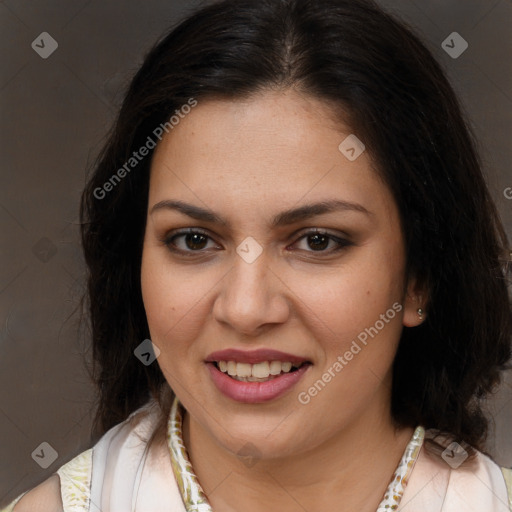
[161,228,352,257]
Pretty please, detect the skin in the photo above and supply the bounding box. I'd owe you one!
[140,88,425,512]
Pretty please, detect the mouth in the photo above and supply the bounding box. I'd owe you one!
[204,348,312,402]
[210,360,311,382]
[205,355,312,403]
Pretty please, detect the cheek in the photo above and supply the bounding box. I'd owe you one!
[290,249,405,343]
[140,249,208,347]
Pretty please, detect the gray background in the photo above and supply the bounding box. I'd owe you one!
[1,0,511,506]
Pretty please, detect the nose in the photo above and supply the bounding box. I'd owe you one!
[212,248,290,336]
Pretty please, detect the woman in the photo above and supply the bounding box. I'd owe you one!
[4,0,512,510]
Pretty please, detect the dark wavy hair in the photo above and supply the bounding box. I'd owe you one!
[80,0,512,455]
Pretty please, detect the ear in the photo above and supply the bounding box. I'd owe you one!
[402,275,428,328]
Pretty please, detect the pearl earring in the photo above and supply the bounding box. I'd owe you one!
[417,308,424,318]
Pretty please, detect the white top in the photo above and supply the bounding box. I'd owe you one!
[3,396,512,511]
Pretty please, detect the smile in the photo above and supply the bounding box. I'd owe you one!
[204,348,312,402]
[205,361,312,403]
[214,360,306,381]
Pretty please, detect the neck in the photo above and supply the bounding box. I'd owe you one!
[182,393,414,512]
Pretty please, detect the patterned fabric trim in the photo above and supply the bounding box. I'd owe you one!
[377,426,425,510]
[501,467,512,511]
[166,395,425,512]
[56,448,93,512]
[167,397,213,512]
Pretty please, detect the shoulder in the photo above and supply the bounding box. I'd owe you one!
[446,450,512,511]
[6,447,93,512]
[402,431,512,511]
[4,400,168,512]
[10,474,63,512]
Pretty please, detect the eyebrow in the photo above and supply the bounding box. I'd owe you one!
[150,199,372,228]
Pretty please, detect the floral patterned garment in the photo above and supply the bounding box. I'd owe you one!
[166,395,426,512]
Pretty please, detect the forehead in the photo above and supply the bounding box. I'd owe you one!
[148,89,393,218]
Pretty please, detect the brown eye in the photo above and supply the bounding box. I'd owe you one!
[292,230,352,254]
[306,233,330,251]
[163,228,218,255]
[183,233,208,250]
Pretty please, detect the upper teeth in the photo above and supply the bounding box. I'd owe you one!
[217,360,301,378]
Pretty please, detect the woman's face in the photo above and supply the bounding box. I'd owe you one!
[141,89,422,460]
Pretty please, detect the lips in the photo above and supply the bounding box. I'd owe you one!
[206,361,311,403]
[204,348,312,403]
[205,348,310,365]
